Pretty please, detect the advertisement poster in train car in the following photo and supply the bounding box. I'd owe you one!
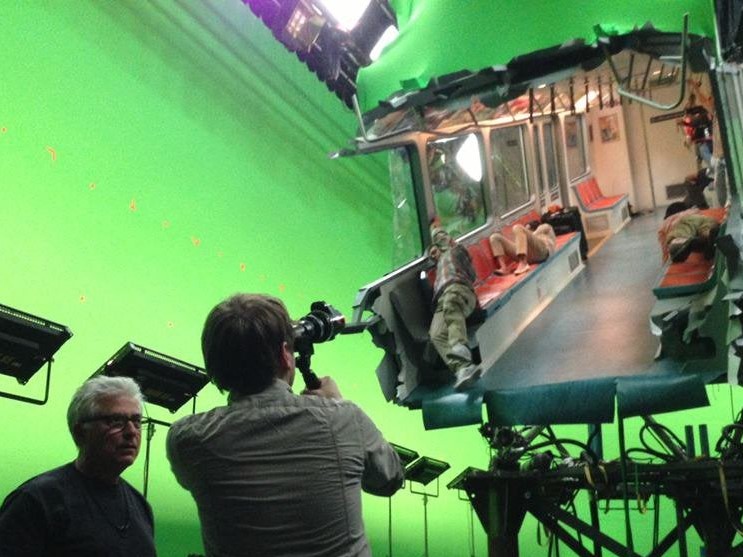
[599,114,620,143]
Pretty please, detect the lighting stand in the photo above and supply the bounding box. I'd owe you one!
[405,456,450,557]
[387,444,420,557]
[448,467,485,557]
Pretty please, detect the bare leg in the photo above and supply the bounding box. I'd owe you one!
[514,254,530,275]
[495,256,509,274]
[512,225,551,274]
[489,232,518,274]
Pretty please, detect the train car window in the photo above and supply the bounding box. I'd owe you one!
[490,125,531,216]
[426,133,487,237]
[564,115,588,180]
[542,122,561,200]
[388,146,423,267]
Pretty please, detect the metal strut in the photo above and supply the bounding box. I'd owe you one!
[596,13,690,111]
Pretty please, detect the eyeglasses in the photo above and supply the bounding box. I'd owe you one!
[80,414,143,432]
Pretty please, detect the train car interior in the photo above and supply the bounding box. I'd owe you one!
[317,3,743,551]
[319,2,743,551]
[339,20,738,432]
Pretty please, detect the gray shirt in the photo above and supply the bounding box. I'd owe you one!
[166,379,403,557]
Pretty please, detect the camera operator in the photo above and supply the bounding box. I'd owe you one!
[166,293,404,557]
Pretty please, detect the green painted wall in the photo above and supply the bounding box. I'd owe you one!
[358,0,717,111]
[1,2,741,557]
[0,2,491,555]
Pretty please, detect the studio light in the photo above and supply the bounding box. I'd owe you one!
[318,0,371,31]
[0,302,72,405]
[406,456,450,487]
[284,1,325,51]
[369,25,398,61]
[390,443,420,469]
[92,342,209,413]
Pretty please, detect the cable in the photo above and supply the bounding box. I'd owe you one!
[639,424,686,462]
[625,448,670,463]
[716,423,743,457]
[521,438,600,464]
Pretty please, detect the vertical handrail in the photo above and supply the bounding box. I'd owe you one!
[595,13,689,110]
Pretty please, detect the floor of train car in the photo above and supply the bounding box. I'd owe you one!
[481,210,685,391]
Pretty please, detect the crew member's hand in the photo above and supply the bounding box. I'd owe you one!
[302,376,343,399]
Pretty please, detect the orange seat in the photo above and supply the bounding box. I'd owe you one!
[467,242,496,284]
[575,177,626,213]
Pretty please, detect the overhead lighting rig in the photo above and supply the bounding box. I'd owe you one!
[244,0,397,107]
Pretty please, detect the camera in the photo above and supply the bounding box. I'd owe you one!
[292,302,345,390]
[293,301,345,348]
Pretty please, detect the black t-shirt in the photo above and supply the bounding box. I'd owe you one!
[0,463,156,557]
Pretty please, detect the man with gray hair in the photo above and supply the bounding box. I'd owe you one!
[0,376,157,556]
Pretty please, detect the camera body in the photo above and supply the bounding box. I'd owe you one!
[293,301,345,348]
[292,302,345,390]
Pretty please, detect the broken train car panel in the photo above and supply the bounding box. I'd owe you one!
[334,0,743,429]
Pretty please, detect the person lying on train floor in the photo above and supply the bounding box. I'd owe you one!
[427,222,482,391]
[489,222,557,275]
[658,204,720,263]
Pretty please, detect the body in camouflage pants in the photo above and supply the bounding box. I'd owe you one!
[429,282,477,372]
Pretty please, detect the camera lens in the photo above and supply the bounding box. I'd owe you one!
[293,302,345,346]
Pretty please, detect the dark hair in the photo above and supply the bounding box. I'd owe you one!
[664,201,689,219]
[201,294,294,395]
[696,168,713,187]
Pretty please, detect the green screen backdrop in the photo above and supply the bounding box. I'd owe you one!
[0,2,492,555]
[1,2,741,556]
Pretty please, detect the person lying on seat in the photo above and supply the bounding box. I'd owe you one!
[658,205,720,263]
[427,223,482,391]
[489,222,557,275]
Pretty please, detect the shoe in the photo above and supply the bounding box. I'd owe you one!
[454,364,482,391]
[704,227,719,260]
[669,237,693,263]
[449,343,472,361]
[514,261,530,275]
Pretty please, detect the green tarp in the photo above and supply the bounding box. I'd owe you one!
[357,0,717,112]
